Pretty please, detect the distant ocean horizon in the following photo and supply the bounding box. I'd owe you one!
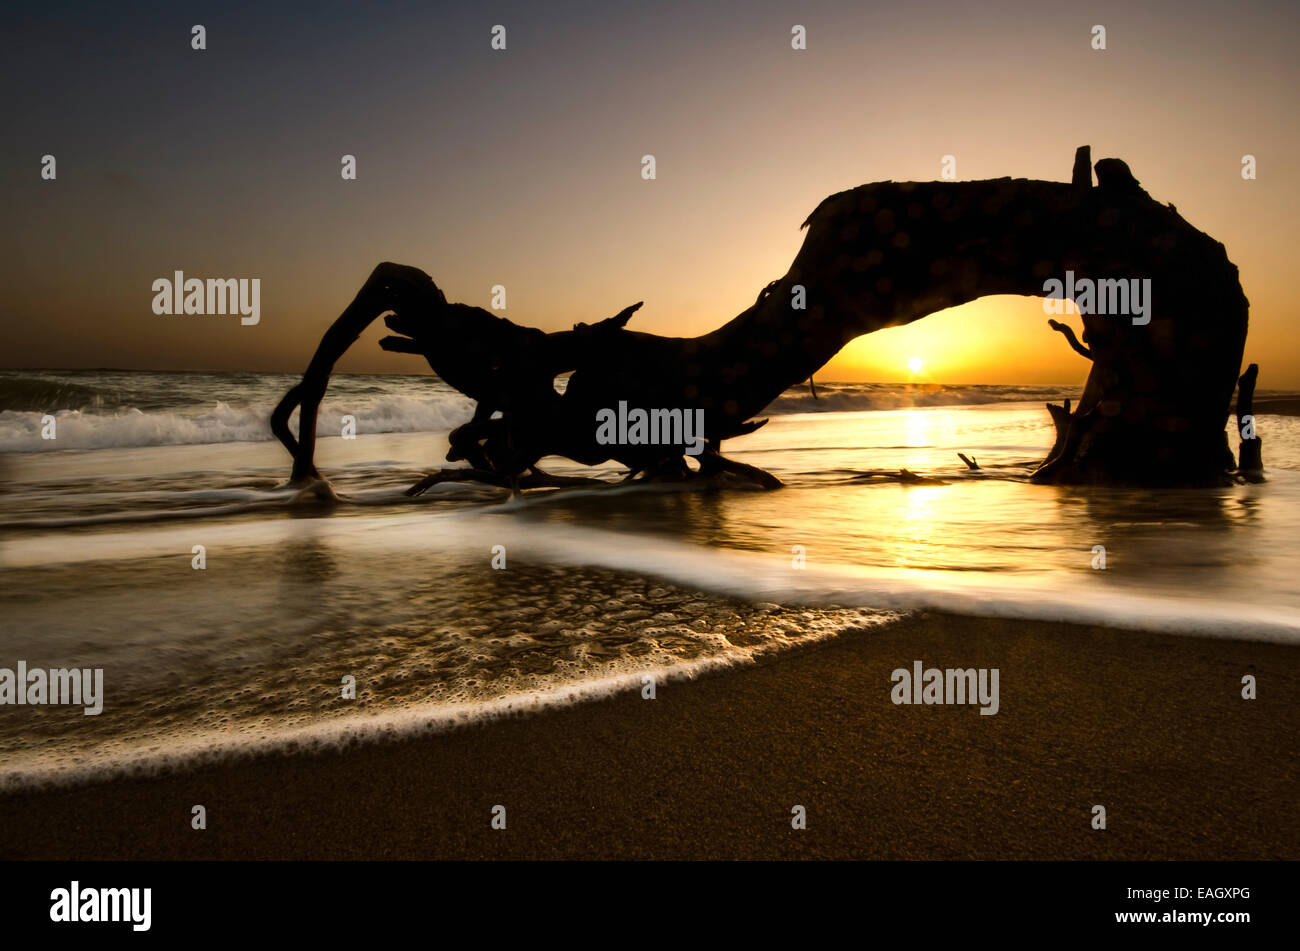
[0,368,1109,453]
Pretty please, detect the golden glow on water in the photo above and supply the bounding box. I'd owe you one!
[900,410,936,471]
[897,485,941,568]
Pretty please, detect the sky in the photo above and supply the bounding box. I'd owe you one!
[2,0,1297,385]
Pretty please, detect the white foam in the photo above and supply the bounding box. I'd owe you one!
[0,609,894,791]
[7,508,1299,644]
[0,394,474,452]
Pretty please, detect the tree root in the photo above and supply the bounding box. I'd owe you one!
[405,467,610,497]
[405,450,784,497]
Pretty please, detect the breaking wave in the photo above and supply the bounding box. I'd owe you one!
[0,395,476,452]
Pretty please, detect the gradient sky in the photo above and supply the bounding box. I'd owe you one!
[3,0,1297,385]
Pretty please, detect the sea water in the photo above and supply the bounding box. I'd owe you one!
[1,370,1297,787]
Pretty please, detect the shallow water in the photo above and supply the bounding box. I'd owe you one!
[1,372,1297,786]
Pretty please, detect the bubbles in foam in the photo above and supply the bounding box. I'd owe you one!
[0,558,900,792]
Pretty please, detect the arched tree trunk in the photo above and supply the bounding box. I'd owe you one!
[274,147,1251,488]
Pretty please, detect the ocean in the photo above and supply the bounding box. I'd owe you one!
[2,369,1298,788]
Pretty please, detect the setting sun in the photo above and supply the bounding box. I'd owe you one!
[908,356,924,375]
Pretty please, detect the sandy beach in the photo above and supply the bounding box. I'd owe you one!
[2,610,1294,861]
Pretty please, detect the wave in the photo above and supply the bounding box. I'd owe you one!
[3,506,1297,789]
[0,376,108,413]
[767,382,1077,414]
[0,394,476,452]
[10,509,1299,643]
[0,607,891,792]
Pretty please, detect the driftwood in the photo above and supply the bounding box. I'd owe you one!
[1048,319,1092,360]
[1235,363,1264,481]
[272,146,1252,492]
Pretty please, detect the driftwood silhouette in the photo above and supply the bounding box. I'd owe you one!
[1235,363,1264,481]
[273,146,1251,492]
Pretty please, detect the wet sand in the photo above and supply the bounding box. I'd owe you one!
[0,611,1295,861]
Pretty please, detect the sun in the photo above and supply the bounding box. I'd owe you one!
[907,356,924,375]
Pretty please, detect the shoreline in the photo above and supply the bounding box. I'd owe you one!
[1,611,1295,861]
